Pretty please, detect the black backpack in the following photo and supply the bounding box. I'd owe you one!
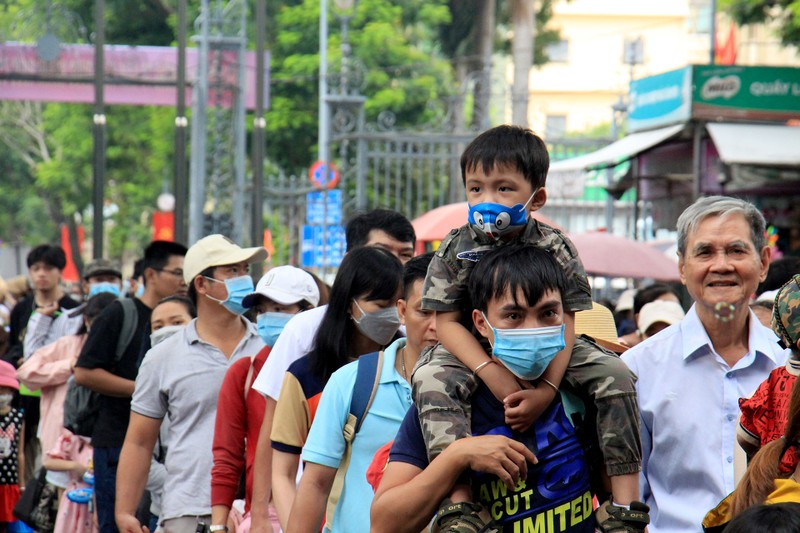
[63,298,138,437]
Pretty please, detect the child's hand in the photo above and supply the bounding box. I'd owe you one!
[504,386,556,432]
[480,362,522,403]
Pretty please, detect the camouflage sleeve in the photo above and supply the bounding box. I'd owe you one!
[421,228,469,312]
[410,344,478,462]
[534,227,593,312]
[565,337,641,476]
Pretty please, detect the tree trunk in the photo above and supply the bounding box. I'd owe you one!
[511,0,534,126]
[472,0,495,130]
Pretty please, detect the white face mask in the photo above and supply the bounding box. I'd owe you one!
[0,394,13,408]
[150,325,185,347]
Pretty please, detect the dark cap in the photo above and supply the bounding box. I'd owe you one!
[83,259,122,280]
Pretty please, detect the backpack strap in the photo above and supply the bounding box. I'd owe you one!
[325,350,383,530]
[349,351,382,432]
[115,298,139,364]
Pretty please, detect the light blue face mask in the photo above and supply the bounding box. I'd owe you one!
[205,275,254,315]
[135,283,145,298]
[483,313,566,381]
[257,312,294,347]
[88,282,121,298]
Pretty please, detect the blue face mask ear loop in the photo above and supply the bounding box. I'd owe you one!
[480,311,496,350]
[518,187,539,216]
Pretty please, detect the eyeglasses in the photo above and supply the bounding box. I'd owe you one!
[156,268,184,279]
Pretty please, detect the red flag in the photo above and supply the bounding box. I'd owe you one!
[715,24,737,65]
[152,211,175,242]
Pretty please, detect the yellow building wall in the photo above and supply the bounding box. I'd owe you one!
[521,0,799,137]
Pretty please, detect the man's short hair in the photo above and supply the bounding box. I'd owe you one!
[132,258,145,280]
[345,209,416,251]
[26,244,67,270]
[676,196,766,256]
[402,252,434,299]
[460,125,550,190]
[469,245,567,313]
[143,241,188,273]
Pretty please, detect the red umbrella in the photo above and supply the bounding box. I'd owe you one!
[412,202,561,242]
[568,232,680,281]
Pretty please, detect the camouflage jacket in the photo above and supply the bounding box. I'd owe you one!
[421,218,593,313]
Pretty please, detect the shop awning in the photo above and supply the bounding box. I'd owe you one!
[550,124,685,173]
[547,124,685,197]
[706,123,800,167]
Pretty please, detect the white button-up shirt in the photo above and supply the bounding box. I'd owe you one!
[622,305,788,533]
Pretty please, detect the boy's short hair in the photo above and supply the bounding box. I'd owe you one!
[402,252,434,299]
[26,244,67,270]
[460,125,550,190]
[469,245,566,313]
[772,274,800,352]
[345,209,416,251]
[143,240,188,273]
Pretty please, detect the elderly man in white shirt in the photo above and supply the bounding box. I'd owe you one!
[622,196,788,533]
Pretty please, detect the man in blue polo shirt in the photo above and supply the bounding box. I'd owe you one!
[372,245,647,533]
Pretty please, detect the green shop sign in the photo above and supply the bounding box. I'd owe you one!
[693,65,800,121]
[628,65,800,132]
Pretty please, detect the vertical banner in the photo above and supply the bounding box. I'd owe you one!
[153,211,175,242]
[60,224,85,283]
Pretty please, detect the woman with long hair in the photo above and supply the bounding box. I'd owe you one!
[270,246,404,531]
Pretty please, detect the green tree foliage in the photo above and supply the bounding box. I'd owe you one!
[1,0,555,256]
[721,0,800,47]
[265,0,454,174]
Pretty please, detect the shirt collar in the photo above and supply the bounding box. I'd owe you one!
[681,304,783,365]
[380,337,408,384]
[185,316,258,345]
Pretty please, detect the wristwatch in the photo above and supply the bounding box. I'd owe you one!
[208,526,228,532]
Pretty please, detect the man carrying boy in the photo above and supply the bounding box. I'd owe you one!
[414,125,644,531]
[374,245,649,533]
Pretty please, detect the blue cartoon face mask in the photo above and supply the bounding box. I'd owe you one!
[483,313,565,381]
[467,190,537,241]
[205,275,254,315]
[256,312,294,347]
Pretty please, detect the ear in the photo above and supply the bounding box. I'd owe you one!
[472,309,491,339]
[757,246,770,282]
[143,267,158,284]
[678,253,687,286]
[529,187,547,211]
[193,275,207,295]
[396,298,408,325]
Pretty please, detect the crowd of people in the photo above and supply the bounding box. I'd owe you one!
[0,124,797,533]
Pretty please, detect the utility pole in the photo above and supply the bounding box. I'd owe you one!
[709,0,717,64]
[251,0,266,250]
[174,0,188,245]
[92,0,105,259]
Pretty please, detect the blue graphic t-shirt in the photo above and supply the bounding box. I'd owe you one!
[390,384,595,533]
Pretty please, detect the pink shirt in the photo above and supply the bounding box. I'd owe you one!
[17,334,85,461]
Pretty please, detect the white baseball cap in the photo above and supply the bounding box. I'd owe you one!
[638,300,685,335]
[242,265,320,309]
[183,234,268,284]
[615,288,636,313]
